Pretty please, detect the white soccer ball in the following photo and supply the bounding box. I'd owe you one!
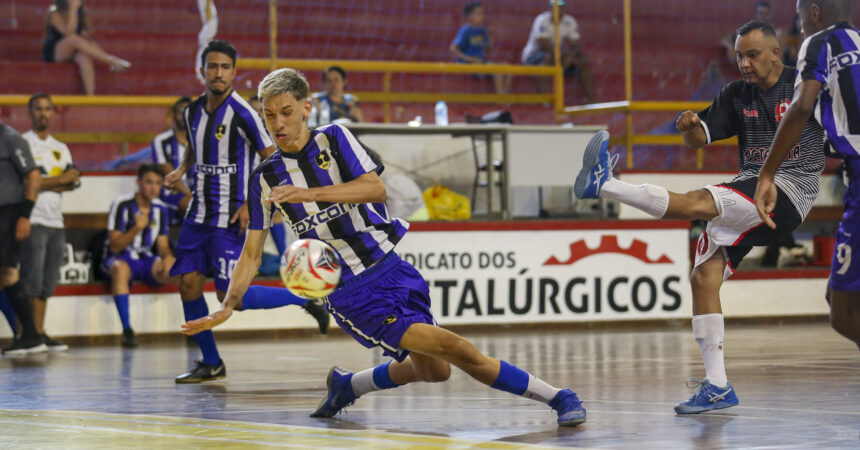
[280,239,342,299]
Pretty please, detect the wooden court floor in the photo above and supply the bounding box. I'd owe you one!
[0,321,858,449]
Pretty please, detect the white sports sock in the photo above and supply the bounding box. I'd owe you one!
[600,178,669,218]
[350,368,378,397]
[692,313,728,388]
[522,374,562,404]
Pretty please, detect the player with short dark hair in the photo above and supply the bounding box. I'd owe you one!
[165,40,328,382]
[0,120,46,355]
[103,164,175,347]
[181,68,587,427]
[199,39,236,69]
[756,0,860,350]
[165,39,272,380]
[574,20,826,414]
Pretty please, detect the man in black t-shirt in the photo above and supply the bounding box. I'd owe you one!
[0,121,47,355]
[574,21,825,415]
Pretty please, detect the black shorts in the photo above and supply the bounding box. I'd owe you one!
[694,177,802,279]
[0,204,22,269]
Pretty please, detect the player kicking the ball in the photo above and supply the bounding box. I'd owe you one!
[182,68,586,427]
[574,21,826,414]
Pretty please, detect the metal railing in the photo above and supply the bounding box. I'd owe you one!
[0,0,732,171]
[561,100,739,170]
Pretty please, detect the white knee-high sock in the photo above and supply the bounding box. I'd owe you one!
[350,362,400,397]
[600,178,669,218]
[524,374,562,404]
[692,313,727,388]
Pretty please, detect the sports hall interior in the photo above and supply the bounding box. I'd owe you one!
[0,0,857,448]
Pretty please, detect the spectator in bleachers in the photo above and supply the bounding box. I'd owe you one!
[42,0,131,96]
[720,2,786,64]
[103,164,176,347]
[450,2,512,94]
[0,120,46,355]
[522,0,594,103]
[308,66,364,128]
[20,93,80,352]
[152,97,194,224]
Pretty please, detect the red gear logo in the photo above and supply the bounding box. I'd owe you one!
[775,99,790,123]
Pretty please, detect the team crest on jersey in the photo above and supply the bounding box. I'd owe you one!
[52,150,62,161]
[315,151,331,170]
[697,231,709,256]
[214,124,226,140]
[775,99,790,123]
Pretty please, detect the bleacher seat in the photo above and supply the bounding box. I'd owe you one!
[3,0,847,170]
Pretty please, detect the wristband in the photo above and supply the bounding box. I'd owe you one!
[18,199,35,218]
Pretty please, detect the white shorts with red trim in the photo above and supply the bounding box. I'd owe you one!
[694,184,764,280]
[693,179,801,280]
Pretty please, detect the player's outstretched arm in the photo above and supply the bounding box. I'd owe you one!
[181,228,268,335]
[266,171,385,205]
[755,79,822,228]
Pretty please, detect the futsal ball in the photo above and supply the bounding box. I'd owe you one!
[280,239,342,299]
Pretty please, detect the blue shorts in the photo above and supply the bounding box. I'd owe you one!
[325,252,436,362]
[102,254,161,287]
[169,219,245,292]
[831,179,860,291]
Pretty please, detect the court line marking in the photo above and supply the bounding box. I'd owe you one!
[0,409,565,449]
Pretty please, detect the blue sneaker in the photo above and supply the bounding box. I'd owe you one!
[549,389,587,426]
[310,366,358,418]
[674,378,739,414]
[573,130,617,199]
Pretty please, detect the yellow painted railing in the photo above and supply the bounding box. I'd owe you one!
[563,100,738,169]
[0,95,178,107]
[238,58,562,121]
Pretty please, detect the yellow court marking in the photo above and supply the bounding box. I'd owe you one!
[0,409,566,449]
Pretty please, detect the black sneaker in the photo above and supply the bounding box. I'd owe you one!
[303,300,330,335]
[121,328,137,348]
[2,335,47,356]
[175,360,227,384]
[42,334,68,352]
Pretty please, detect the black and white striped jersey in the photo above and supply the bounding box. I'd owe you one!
[699,66,825,218]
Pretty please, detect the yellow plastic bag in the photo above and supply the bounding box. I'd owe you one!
[422,184,471,221]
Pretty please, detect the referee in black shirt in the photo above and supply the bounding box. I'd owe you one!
[0,121,46,355]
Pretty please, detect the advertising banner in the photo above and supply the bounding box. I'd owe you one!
[398,225,692,324]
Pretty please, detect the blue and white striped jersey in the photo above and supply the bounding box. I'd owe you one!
[105,193,169,260]
[248,124,409,282]
[797,22,860,159]
[152,129,185,169]
[151,128,194,187]
[184,90,274,228]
